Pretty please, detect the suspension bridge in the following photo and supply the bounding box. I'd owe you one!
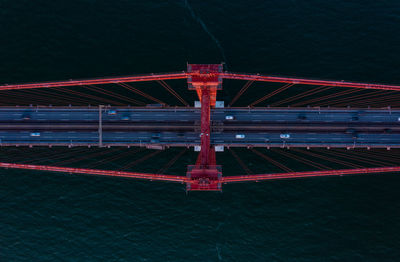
[0,64,399,191]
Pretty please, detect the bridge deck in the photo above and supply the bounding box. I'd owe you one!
[0,106,399,148]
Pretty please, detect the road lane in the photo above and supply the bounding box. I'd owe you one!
[0,106,398,148]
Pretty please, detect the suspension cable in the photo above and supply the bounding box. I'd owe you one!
[0,90,63,105]
[53,87,125,106]
[229,80,254,106]
[335,149,400,164]
[323,90,391,107]
[249,83,293,107]
[328,148,394,167]
[271,148,330,170]
[251,148,293,172]
[229,148,252,175]
[13,90,74,105]
[343,94,400,107]
[297,148,362,168]
[86,148,138,169]
[117,83,165,105]
[271,86,330,107]
[25,147,89,165]
[86,85,146,105]
[156,80,189,106]
[292,89,361,107]
[119,150,163,171]
[55,147,121,167]
[20,88,91,105]
[328,91,397,107]
[158,148,187,174]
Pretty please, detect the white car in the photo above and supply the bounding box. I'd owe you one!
[225,115,234,120]
[235,134,245,139]
[280,134,290,139]
[30,132,41,137]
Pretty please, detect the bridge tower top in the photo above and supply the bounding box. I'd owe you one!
[187,64,223,107]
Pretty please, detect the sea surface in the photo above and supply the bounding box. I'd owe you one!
[1,1,400,261]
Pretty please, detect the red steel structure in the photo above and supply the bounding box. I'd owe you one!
[0,64,400,191]
[186,64,223,190]
[1,162,399,186]
[2,70,400,92]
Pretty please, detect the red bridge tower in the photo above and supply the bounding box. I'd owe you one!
[186,64,223,191]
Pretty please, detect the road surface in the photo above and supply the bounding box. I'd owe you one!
[0,106,399,148]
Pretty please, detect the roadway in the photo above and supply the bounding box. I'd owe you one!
[0,106,399,148]
[1,106,399,123]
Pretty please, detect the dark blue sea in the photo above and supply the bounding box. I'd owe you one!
[1,1,400,261]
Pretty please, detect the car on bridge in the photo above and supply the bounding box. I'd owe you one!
[297,115,307,120]
[235,134,245,139]
[30,132,41,137]
[21,110,32,120]
[22,114,31,120]
[121,114,130,120]
[280,134,290,139]
[225,115,235,120]
[152,133,161,138]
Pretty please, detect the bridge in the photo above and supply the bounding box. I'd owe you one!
[0,64,399,191]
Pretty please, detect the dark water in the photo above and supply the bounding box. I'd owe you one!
[1,1,400,261]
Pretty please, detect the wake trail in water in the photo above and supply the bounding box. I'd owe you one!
[184,0,228,69]
[216,244,222,261]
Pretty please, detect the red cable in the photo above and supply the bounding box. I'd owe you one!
[292,89,361,107]
[271,86,330,107]
[272,148,331,170]
[0,90,61,105]
[119,150,163,171]
[158,148,187,174]
[249,83,293,107]
[54,87,125,106]
[116,83,163,105]
[55,147,121,166]
[25,147,89,164]
[157,80,189,106]
[251,148,293,172]
[229,148,252,175]
[0,162,186,183]
[292,148,362,168]
[21,89,91,105]
[222,166,400,183]
[343,95,400,107]
[229,80,254,106]
[329,148,394,166]
[86,148,139,169]
[86,85,146,105]
[322,90,391,107]
[340,149,400,164]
